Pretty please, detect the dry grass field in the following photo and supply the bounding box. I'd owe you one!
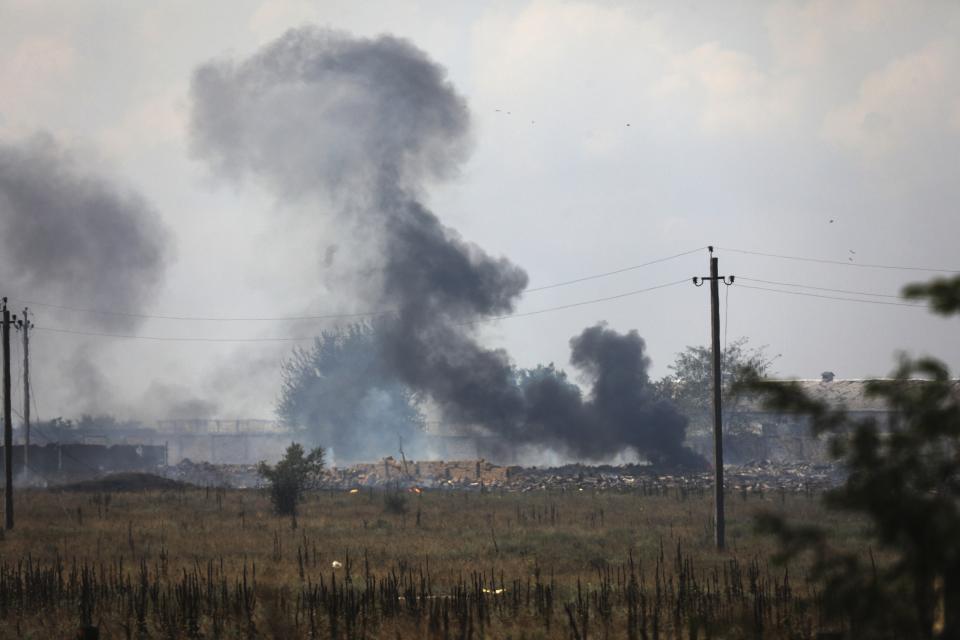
[0,483,866,638]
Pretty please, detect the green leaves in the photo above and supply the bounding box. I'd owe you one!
[257,443,326,516]
[903,276,960,316]
[741,326,960,636]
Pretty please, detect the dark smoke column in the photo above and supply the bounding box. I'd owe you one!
[568,325,704,468]
[190,27,702,468]
[190,26,529,431]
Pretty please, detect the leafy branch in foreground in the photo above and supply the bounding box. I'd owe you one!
[739,354,960,638]
[903,275,960,316]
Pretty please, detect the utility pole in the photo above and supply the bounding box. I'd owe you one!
[20,309,31,482]
[692,247,734,550]
[2,299,14,530]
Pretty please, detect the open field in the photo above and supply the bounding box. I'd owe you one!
[0,484,867,638]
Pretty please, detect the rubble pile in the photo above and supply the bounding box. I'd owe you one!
[329,457,508,489]
[324,458,843,493]
[725,460,844,493]
[154,457,842,493]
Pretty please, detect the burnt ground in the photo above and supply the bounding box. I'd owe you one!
[58,472,192,493]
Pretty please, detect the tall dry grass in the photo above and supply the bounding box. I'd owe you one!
[0,485,865,638]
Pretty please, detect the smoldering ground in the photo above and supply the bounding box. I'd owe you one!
[190,26,703,467]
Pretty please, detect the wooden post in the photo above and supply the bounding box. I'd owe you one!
[692,248,733,551]
[709,255,726,550]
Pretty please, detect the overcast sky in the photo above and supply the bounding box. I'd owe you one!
[1,0,959,421]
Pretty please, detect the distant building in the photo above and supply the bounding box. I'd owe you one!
[686,374,960,464]
[154,419,296,464]
[25,417,299,465]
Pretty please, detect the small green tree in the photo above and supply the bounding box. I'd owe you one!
[656,337,778,434]
[257,443,326,517]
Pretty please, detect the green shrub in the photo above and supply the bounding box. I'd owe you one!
[257,443,325,516]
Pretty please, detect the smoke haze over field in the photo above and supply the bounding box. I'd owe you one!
[190,27,700,466]
[0,134,169,331]
[0,134,171,413]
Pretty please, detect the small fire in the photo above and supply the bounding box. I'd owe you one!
[349,488,360,494]
[409,487,422,494]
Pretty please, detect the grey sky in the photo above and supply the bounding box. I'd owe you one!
[1,0,958,421]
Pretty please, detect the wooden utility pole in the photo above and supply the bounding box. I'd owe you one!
[21,309,31,481]
[2,299,14,530]
[692,247,734,550]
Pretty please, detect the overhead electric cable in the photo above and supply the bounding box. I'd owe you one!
[7,248,705,321]
[32,278,690,342]
[6,297,395,323]
[738,277,906,299]
[481,278,689,323]
[737,284,927,308]
[33,326,314,343]
[719,247,960,274]
[524,247,706,292]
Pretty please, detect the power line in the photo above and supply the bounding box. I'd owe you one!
[483,278,689,323]
[6,297,395,323]
[33,326,314,343]
[5,247,706,322]
[738,277,906,299]
[737,283,928,308]
[524,247,706,292]
[32,278,691,341]
[719,247,960,274]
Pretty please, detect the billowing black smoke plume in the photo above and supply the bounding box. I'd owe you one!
[516,324,703,467]
[190,27,702,467]
[0,134,170,332]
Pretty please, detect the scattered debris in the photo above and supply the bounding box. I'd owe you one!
[324,458,843,493]
[119,456,845,493]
